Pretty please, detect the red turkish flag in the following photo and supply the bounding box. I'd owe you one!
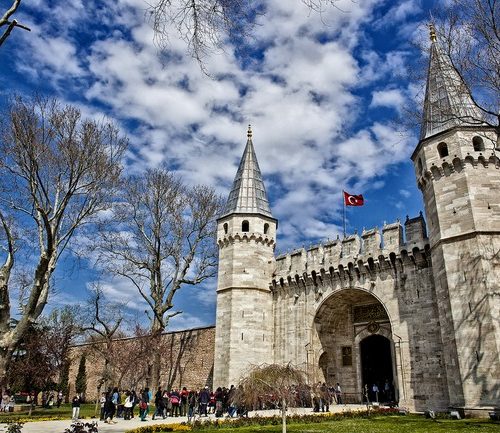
[344,191,364,206]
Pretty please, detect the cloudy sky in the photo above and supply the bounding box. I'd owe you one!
[1,0,439,330]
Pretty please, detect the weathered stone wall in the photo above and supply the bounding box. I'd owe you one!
[414,127,500,409]
[213,214,276,388]
[271,219,448,411]
[68,326,215,401]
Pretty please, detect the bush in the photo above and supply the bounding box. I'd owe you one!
[64,421,98,433]
[5,422,23,433]
[189,408,403,430]
[125,423,191,433]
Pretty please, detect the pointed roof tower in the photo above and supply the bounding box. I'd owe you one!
[222,125,273,218]
[420,24,483,140]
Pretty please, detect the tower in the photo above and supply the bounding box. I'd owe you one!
[213,126,277,387]
[411,26,500,409]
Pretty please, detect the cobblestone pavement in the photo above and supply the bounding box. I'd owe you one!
[0,404,368,433]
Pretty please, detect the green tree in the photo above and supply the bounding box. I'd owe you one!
[75,355,87,399]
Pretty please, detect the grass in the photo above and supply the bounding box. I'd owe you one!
[0,403,97,422]
[181,415,500,433]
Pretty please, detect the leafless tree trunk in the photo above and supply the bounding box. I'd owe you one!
[96,168,223,389]
[0,95,127,392]
[82,285,123,413]
[0,0,31,48]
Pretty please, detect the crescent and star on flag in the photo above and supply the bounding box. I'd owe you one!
[343,191,364,206]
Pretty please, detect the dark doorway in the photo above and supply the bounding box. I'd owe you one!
[360,335,394,403]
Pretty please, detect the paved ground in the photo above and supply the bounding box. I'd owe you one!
[0,404,368,433]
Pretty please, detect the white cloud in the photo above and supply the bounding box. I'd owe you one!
[370,88,406,111]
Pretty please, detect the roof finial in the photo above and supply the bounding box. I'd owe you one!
[247,124,252,139]
[429,23,437,42]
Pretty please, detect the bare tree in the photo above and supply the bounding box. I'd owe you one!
[237,363,307,433]
[0,0,31,48]
[96,168,223,389]
[82,285,124,411]
[0,95,127,392]
[423,1,499,147]
[148,0,344,68]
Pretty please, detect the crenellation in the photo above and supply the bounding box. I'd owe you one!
[341,234,361,259]
[361,227,382,256]
[404,212,427,246]
[272,216,429,281]
[382,221,404,252]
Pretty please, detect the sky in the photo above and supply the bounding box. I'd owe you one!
[0,0,441,331]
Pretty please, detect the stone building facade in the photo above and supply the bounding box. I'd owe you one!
[213,31,500,413]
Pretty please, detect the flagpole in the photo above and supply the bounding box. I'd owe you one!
[342,190,346,238]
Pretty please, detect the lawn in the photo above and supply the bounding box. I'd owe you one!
[0,403,98,422]
[179,416,500,433]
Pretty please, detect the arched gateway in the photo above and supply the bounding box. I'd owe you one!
[313,288,397,403]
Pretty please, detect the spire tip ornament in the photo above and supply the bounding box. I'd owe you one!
[247,124,252,139]
[429,23,437,42]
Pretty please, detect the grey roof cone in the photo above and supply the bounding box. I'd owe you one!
[420,24,484,141]
[222,125,273,218]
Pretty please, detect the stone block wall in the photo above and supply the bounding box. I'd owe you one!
[68,326,215,401]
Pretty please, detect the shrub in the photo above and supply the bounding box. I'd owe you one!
[125,423,191,433]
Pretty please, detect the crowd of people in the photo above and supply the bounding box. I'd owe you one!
[95,385,246,423]
[90,382,351,423]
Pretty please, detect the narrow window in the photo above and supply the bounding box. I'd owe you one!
[342,346,353,366]
[437,142,449,158]
[242,220,249,232]
[223,223,228,234]
[472,136,484,151]
[417,158,423,174]
[264,223,269,234]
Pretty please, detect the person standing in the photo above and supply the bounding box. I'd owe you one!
[372,383,379,403]
[180,387,189,417]
[56,391,63,408]
[124,392,133,420]
[71,394,81,420]
[198,386,210,417]
[140,388,150,421]
[335,383,343,404]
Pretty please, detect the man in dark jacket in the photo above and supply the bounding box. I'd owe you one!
[198,386,210,417]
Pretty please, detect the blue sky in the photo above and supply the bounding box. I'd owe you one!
[0,0,440,330]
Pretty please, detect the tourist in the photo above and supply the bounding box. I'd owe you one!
[335,383,342,404]
[124,391,134,420]
[152,387,164,420]
[130,390,138,418]
[180,386,189,416]
[187,390,197,421]
[57,390,63,408]
[104,391,117,423]
[198,386,210,417]
[71,394,81,421]
[215,387,224,417]
[140,388,150,421]
[384,379,392,402]
[170,388,181,417]
[99,392,106,421]
[372,383,379,403]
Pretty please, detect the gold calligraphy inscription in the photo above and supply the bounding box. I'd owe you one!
[353,303,387,323]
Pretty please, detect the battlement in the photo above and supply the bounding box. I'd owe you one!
[273,213,428,280]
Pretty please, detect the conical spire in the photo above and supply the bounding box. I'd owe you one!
[222,125,273,218]
[420,24,483,140]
